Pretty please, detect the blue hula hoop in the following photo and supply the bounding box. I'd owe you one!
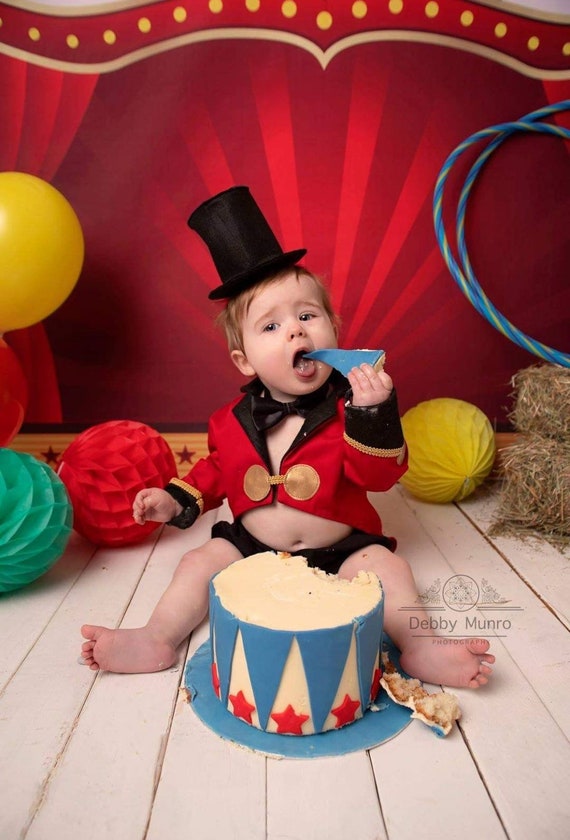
[433,100,570,367]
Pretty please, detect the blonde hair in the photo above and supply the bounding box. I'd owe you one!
[216,266,340,353]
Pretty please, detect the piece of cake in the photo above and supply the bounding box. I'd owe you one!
[209,551,384,735]
[380,653,461,737]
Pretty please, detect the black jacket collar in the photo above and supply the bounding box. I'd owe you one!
[233,371,348,466]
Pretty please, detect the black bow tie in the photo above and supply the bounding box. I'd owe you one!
[251,383,329,432]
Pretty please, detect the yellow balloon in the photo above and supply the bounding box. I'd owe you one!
[0,172,84,332]
[400,398,496,503]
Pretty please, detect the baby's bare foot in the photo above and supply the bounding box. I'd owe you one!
[400,637,495,689]
[80,624,177,674]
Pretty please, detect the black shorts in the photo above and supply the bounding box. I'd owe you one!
[210,517,396,575]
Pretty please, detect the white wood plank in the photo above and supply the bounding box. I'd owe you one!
[267,751,387,840]
[0,532,160,840]
[370,717,506,840]
[448,651,570,840]
[0,532,95,691]
[147,622,267,840]
[0,483,567,840]
[25,515,216,840]
[378,486,570,839]
[458,489,570,628]
[373,486,570,737]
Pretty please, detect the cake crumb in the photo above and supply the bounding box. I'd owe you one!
[380,652,461,737]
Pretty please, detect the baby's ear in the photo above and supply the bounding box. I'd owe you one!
[231,349,255,377]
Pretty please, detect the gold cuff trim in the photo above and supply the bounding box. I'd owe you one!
[344,434,407,465]
[169,477,204,514]
[244,464,320,502]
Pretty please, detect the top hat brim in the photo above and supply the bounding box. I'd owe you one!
[208,248,307,300]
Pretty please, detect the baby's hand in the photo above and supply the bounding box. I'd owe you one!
[132,487,180,525]
[348,363,393,407]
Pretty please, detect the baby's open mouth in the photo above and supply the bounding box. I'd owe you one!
[293,349,314,374]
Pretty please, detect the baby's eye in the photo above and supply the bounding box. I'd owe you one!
[299,312,316,321]
[263,322,278,332]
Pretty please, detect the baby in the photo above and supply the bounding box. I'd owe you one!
[81,187,494,688]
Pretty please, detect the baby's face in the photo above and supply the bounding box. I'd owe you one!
[231,271,338,402]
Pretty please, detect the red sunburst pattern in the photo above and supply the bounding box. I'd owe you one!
[1,32,567,427]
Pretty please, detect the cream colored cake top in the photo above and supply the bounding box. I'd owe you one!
[212,551,382,631]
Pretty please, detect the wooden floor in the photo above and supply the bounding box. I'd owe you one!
[1,483,569,840]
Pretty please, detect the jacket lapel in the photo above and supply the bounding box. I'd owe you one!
[233,372,348,463]
[233,383,271,467]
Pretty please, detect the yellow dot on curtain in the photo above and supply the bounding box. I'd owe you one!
[138,17,151,33]
[564,43,570,56]
[173,7,187,23]
[389,0,403,14]
[317,11,332,30]
[246,0,261,11]
[425,2,439,19]
[460,10,473,26]
[352,1,367,19]
[28,27,40,41]
[66,34,79,49]
[494,22,507,38]
[209,0,223,12]
[103,30,116,45]
[282,1,297,18]
[527,36,539,51]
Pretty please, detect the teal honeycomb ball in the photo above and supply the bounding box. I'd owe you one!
[0,449,73,593]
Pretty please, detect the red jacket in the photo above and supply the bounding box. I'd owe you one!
[167,374,407,537]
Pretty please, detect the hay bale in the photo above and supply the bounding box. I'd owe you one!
[510,364,570,440]
[492,434,570,542]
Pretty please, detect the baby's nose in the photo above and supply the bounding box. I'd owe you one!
[290,325,305,339]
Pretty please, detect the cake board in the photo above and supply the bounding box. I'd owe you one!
[184,637,412,759]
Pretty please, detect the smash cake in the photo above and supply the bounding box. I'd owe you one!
[208,551,384,735]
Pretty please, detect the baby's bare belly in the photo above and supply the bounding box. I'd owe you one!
[241,502,352,552]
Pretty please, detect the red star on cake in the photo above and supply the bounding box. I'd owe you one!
[331,694,361,728]
[229,690,256,724]
[370,667,383,701]
[270,704,310,735]
[211,662,220,698]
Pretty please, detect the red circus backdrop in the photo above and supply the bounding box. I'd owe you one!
[1,0,569,446]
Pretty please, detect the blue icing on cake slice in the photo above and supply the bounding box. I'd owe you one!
[303,348,386,376]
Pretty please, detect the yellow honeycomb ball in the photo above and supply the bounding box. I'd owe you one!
[400,398,496,503]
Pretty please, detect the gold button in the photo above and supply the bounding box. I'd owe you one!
[243,464,320,502]
[283,464,320,500]
[244,465,272,501]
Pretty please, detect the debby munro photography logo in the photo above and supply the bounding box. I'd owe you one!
[400,574,523,637]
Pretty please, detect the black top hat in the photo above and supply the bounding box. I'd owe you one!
[188,186,306,300]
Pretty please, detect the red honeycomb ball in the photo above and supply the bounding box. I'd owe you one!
[57,420,177,546]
